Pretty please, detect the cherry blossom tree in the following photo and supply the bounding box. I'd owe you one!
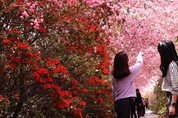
[106,0,178,94]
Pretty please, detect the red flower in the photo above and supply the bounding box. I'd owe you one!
[100,65,105,69]
[73,91,78,95]
[76,107,82,116]
[6,46,11,51]
[62,99,71,108]
[39,28,46,32]
[2,39,10,43]
[71,109,76,114]
[96,97,102,103]
[77,107,81,111]
[105,82,109,85]
[103,68,107,74]
[50,92,56,97]
[0,95,3,99]
[72,85,76,90]
[95,78,103,84]
[68,93,72,98]
[1,32,6,36]
[89,25,95,32]
[69,46,76,50]
[60,91,68,97]
[9,63,16,69]
[107,60,111,65]
[76,86,80,90]
[32,72,40,78]
[27,39,31,43]
[15,94,18,98]
[44,84,51,89]
[11,57,21,62]
[72,79,77,84]
[53,58,60,64]
[15,1,23,5]
[82,88,87,93]
[18,42,27,49]
[28,46,32,49]
[97,47,102,51]
[34,51,40,56]
[88,79,94,85]
[80,101,86,106]
[86,115,92,118]
[47,78,53,83]
[36,67,50,77]
[6,54,10,59]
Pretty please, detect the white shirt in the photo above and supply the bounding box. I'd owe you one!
[162,61,178,95]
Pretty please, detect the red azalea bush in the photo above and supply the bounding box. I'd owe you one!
[0,0,118,117]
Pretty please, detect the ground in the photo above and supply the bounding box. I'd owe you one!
[143,109,162,118]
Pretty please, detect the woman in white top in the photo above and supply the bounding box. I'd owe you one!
[158,40,178,118]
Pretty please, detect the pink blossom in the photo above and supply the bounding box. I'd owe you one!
[30,1,38,9]
[34,25,39,29]
[40,18,43,23]
[20,16,24,19]
[29,8,35,13]
[34,19,38,24]
[26,3,31,7]
[30,23,33,26]
[22,11,29,18]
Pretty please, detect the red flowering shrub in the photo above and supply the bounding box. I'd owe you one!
[0,0,118,117]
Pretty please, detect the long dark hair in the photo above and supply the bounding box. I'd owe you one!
[112,51,131,79]
[158,40,178,77]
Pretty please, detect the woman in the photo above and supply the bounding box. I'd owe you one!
[158,40,178,118]
[112,51,143,118]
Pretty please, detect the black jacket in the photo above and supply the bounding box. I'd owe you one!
[135,92,142,107]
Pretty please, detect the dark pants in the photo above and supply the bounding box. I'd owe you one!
[167,92,178,118]
[141,105,145,116]
[137,106,141,118]
[146,103,149,109]
[131,102,137,118]
[114,98,131,118]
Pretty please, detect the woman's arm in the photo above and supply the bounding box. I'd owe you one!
[169,62,178,115]
[169,95,177,115]
[129,51,143,81]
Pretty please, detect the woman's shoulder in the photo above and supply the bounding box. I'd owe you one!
[169,61,177,67]
[168,61,178,70]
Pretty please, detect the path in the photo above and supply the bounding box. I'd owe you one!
[142,109,162,118]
